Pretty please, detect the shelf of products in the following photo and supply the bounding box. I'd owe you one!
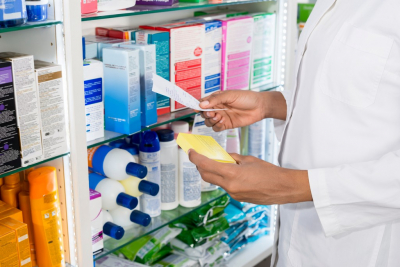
[87,83,281,149]
[81,0,276,21]
[94,189,227,261]
[0,20,62,33]
[226,234,274,267]
[0,153,69,179]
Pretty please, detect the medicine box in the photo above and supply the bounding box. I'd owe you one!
[0,224,19,266]
[0,52,43,167]
[194,10,249,18]
[103,47,141,134]
[219,17,254,90]
[142,23,205,112]
[81,0,97,14]
[118,42,157,127]
[85,40,98,59]
[136,0,178,6]
[0,207,23,222]
[132,30,171,115]
[0,60,22,174]
[34,61,68,160]
[84,35,123,61]
[249,13,276,89]
[0,218,32,267]
[89,189,103,255]
[83,59,104,142]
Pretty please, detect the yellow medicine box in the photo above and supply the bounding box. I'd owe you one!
[0,224,19,267]
[177,133,236,164]
[0,218,32,267]
[0,201,23,222]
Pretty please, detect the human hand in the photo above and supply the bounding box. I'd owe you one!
[198,91,287,132]
[188,149,312,205]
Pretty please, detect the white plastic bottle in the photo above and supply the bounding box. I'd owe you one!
[173,121,201,207]
[226,128,240,154]
[139,131,161,217]
[248,120,266,160]
[109,207,151,229]
[119,177,159,198]
[156,129,179,211]
[102,209,125,240]
[89,173,138,210]
[171,121,190,139]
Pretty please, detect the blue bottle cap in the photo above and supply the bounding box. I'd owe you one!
[156,129,174,142]
[139,131,160,153]
[138,180,160,196]
[92,145,113,176]
[109,139,128,149]
[116,193,138,210]
[130,132,143,145]
[103,222,124,240]
[126,162,147,178]
[124,145,139,156]
[130,210,151,227]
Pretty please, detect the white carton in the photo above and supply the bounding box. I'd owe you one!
[0,52,43,167]
[89,189,103,255]
[34,60,68,160]
[83,59,104,142]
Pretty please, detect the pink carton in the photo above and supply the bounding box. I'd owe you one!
[81,0,97,14]
[220,16,254,91]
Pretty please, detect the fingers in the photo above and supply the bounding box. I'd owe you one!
[197,168,225,187]
[199,91,227,109]
[188,149,231,176]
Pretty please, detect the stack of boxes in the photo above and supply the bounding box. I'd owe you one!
[82,10,276,139]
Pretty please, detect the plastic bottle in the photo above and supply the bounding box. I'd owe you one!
[157,129,179,211]
[119,177,159,198]
[109,207,151,228]
[109,140,140,162]
[87,145,147,180]
[173,121,201,207]
[248,120,266,160]
[102,209,125,240]
[28,167,65,267]
[226,128,240,154]
[89,173,138,211]
[0,0,27,28]
[18,179,37,266]
[139,131,161,217]
[1,173,21,208]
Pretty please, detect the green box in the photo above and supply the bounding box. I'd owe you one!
[298,4,315,23]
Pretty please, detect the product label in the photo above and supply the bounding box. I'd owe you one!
[140,151,161,216]
[248,120,266,160]
[203,21,222,97]
[87,146,99,169]
[37,66,68,160]
[0,62,22,173]
[182,161,201,202]
[0,0,25,21]
[41,206,64,266]
[161,163,176,203]
[84,77,103,141]
[169,25,205,110]
[16,227,31,267]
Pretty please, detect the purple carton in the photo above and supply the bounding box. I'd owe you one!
[135,0,178,6]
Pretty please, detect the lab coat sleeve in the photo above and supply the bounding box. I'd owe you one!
[309,150,400,237]
[273,90,293,142]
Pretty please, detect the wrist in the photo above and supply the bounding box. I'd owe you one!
[260,91,288,120]
[259,91,275,119]
[283,168,312,203]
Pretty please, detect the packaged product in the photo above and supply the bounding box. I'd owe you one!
[96,254,148,267]
[197,241,229,267]
[152,253,199,267]
[119,226,182,264]
[224,204,246,225]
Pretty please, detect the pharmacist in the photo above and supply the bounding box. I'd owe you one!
[189,0,400,266]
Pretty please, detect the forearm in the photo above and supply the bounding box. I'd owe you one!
[261,91,288,121]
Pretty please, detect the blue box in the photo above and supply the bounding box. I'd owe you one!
[132,30,171,115]
[118,42,157,127]
[103,47,141,135]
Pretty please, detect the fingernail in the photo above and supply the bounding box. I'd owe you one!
[213,117,218,121]
[206,112,211,117]
[188,149,192,155]
[201,100,210,107]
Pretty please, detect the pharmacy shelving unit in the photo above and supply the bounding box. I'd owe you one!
[0,0,293,266]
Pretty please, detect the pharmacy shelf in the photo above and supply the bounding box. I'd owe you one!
[94,189,227,261]
[0,20,62,33]
[226,234,274,267]
[81,0,276,21]
[0,153,69,179]
[87,83,281,149]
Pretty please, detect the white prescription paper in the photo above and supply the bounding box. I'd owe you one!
[152,73,225,111]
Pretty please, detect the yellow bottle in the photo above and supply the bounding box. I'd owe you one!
[28,167,65,267]
[1,173,21,208]
[19,180,37,267]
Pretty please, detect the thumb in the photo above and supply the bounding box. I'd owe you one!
[229,153,245,164]
[199,91,227,109]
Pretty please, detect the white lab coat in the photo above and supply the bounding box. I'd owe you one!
[272,0,400,266]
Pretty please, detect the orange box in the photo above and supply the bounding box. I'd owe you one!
[0,208,23,222]
[0,224,19,267]
[0,218,32,267]
[0,200,13,213]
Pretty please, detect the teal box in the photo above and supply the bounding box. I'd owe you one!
[132,30,171,115]
[103,47,141,134]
